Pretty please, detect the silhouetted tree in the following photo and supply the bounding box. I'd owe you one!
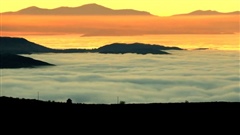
[66,98,72,104]
[120,101,125,104]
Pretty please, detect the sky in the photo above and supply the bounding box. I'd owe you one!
[1,0,239,37]
[2,15,238,36]
[1,0,239,16]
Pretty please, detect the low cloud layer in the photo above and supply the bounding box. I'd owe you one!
[1,50,239,104]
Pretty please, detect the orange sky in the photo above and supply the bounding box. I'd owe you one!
[0,0,239,16]
[2,15,239,36]
[1,0,239,37]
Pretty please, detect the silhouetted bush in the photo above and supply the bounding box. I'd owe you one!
[66,98,72,104]
[120,101,125,104]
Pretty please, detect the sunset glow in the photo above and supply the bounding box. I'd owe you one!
[2,15,239,36]
[1,0,239,38]
[1,0,239,16]
[0,0,239,50]
[0,0,239,105]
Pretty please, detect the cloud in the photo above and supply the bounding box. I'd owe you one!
[1,50,239,103]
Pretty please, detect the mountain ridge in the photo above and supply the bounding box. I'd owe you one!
[0,37,54,54]
[0,53,54,68]
[2,3,153,16]
[0,37,183,55]
[0,36,185,68]
[1,4,239,16]
[97,43,183,54]
[173,10,240,16]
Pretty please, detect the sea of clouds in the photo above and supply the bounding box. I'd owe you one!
[1,50,239,104]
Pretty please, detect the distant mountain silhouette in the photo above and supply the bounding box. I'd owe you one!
[173,10,240,16]
[193,48,210,50]
[0,37,89,54]
[0,37,54,54]
[0,53,54,68]
[1,37,184,56]
[97,43,183,55]
[2,3,153,16]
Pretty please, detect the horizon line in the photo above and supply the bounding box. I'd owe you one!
[1,3,239,17]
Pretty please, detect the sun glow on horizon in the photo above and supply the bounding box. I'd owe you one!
[9,34,238,51]
[2,15,239,36]
[1,0,239,51]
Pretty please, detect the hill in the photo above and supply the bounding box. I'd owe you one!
[0,37,185,68]
[97,43,183,54]
[173,10,240,16]
[2,3,153,16]
[0,53,54,68]
[0,37,91,54]
[0,37,54,54]
[0,37,184,55]
[1,96,238,129]
[0,96,239,115]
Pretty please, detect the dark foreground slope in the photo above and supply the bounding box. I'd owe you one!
[1,96,239,115]
[1,96,239,127]
[1,97,238,132]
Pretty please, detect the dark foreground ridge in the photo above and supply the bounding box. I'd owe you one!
[1,97,238,130]
[1,96,239,115]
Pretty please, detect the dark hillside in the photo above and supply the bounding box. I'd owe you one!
[0,37,54,54]
[0,96,239,114]
[97,43,183,54]
[0,53,54,68]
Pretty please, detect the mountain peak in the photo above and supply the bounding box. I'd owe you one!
[77,3,112,10]
[2,3,152,16]
[190,10,220,15]
[173,10,240,16]
[24,6,40,9]
[16,6,47,14]
[18,6,43,11]
[80,3,105,7]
